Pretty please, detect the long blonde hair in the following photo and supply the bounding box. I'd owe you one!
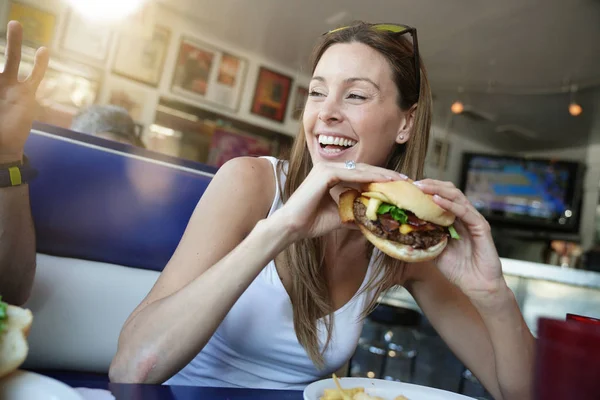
[279,22,433,368]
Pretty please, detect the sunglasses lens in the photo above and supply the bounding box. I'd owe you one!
[373,24,408,33]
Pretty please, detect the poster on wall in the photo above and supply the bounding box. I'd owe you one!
[60,10,112,64]
[112,25,171,87]
[427,138,450,171]
[291,86,309,120]
[250,67,293,123]
[7,1,56,47]
[171,37,247,112]
[207,129,272,168]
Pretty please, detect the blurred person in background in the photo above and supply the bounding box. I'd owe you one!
[0,21,48,305]
[70,104,145,148]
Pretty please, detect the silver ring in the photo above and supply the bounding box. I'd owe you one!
[345,160,356,170]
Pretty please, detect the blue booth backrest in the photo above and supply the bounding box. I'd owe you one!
[24,123,218,272]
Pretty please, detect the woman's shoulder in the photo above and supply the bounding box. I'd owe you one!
[209,156,278,214]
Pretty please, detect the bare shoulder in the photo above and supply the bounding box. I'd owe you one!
[128,156,277,316]
[196,156,277,227]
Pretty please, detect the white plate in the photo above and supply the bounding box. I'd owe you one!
[304,377,477,400]
[0,370,83,400]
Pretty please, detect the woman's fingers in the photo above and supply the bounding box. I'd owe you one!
[414,179,469,205]
[3,21,23,80]
[26,46,49,90]
[316,162,407,188]
[414,178,490,230]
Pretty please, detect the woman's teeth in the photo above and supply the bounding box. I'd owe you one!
[318,135,357,148]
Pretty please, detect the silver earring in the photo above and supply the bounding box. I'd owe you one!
[399,135,405,140]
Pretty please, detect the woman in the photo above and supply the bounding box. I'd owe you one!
[109,22,534,399]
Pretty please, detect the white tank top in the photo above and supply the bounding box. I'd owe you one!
[164,156,379,390]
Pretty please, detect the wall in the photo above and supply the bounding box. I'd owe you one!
[0,0,310,139]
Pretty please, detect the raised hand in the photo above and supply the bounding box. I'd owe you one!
[413,179,505,298]
[272,162,405,241]
[0,21,49,164]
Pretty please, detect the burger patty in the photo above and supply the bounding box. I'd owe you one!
[353,200,448,249]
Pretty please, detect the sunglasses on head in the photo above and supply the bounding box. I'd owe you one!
[323,23,420,100]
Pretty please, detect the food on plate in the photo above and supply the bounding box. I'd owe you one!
[319,374,410,400]
[338,180,460,262]
[0,296,33,379]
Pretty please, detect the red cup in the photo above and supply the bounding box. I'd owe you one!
[534,317,600,400]
[566,313,600,326]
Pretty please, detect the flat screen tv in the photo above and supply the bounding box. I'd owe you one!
[459,152,585,234]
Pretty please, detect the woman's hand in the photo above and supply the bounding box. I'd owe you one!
[0,21,49,163]
[272,162,405,241]
[413,179,506,301]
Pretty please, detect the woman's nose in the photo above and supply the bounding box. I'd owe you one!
[318,97,343,124]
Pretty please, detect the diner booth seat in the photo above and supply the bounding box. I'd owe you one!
[21,122,218,384]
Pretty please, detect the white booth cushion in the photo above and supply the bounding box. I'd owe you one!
[22,254,159,373]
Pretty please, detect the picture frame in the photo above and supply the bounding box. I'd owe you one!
[428,138,450,171]
[170,36,248,112]
[250,67,293,123]
[7,1,56,47]
[291,86,309,120]
[60,9,112,64]
[112,25,171,87]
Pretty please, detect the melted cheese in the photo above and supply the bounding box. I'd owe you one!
[366,197,382,221]
[399,224,415,234]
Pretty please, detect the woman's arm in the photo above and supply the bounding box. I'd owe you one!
[109,157,282,383]
[403,264,534,400]
[400,178,535,400]
[109,159,401,384]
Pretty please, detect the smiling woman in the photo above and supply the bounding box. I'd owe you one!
[110,21,534,400]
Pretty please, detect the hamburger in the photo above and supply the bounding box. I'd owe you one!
[339,180,460,262]
[0,296,33,379]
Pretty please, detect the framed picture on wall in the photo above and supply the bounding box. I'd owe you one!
[60,10,112,64]
[6,1,56,47]
[171,37,217,96]
[112,25,171,87]
[291,86,309,120]
[250,67,293,123]
[427,138,450,171]
[170,37,248,112]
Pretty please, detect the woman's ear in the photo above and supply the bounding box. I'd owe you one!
[395,104,417,144]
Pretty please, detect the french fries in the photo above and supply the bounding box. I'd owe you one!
[339,189,359,224]
[318,374,410,400]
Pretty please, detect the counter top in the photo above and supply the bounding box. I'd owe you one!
[500,257,600,289]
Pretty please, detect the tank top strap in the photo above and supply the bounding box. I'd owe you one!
[258,156,287,283]
[259,156,286,218]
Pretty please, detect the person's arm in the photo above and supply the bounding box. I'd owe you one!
[109,160,401,384]
[0,21,48,305]
[399,178,534,400]
[0,175,36,306]
[403,264,534,400]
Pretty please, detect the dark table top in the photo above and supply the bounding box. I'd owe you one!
[62,378,304,400]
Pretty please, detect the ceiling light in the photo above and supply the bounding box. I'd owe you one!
[568,84,583,117]
[569,102,583,117]
[65,0,147,22]
[451,101,464,114]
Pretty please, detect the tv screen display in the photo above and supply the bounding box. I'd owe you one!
[459,153,585,232]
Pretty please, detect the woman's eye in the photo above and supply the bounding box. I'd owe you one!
[309,90,325,97]
[347,93,366,100]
